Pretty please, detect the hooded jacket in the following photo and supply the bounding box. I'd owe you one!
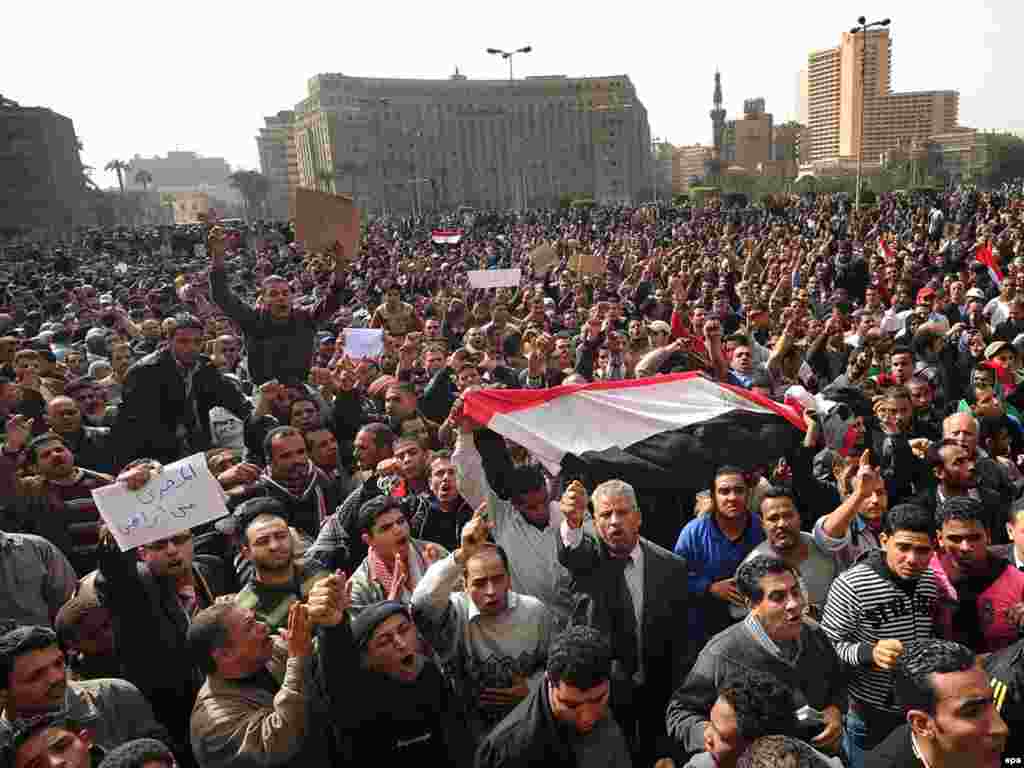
[820,549,940,715]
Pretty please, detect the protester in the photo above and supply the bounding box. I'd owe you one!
[865,639,1008,768]
[475,625,631,768]
[667,556,843,760]
[412,509,554,739]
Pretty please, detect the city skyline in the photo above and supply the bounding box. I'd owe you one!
[4,0,1016,189]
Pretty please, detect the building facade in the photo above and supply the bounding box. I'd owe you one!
[733,98,773,171]
[803,29,959,170]
[256,110,295,220]
[288,71,651,212]
[126,151,240,205]
[673,144,711,194]
[0,96,89,233]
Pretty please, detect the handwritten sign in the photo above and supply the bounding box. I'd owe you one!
[91,453,228,551]
[343,328,384,359]
[294,188,361,255]
[468,268,521,289]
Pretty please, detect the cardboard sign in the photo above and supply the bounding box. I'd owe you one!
[569,252,605,275]
[91,454,228,551]
[343,328,384,359]
[529,244,558,276]
[468,268,522,289]
[294,188,360,256]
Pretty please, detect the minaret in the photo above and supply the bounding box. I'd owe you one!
[707,70,726,181]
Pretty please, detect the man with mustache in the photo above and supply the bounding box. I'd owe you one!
[0,625,168,757]
[0,418,113,575]
[411,509,554,740]
[929,497,1024,654]
[739,488,838,619]
[226,426,341,542]
[667,556,844,762]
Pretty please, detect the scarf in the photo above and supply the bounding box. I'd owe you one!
[369,542,426,596]
[263,462,328,527]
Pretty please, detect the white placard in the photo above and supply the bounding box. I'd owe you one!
[115,262,128,275]
[343,328,384,359]
[91,453,229,551]
[468,268,521,289]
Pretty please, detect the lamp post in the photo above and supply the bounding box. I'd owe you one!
[651,136,663,202]
[486,46,532,81]
[850,15,891,212]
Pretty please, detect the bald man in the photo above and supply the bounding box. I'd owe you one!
[45,396,113,475]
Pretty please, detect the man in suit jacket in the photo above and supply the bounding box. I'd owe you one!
[112,313,252,469]
[557,478,696,766]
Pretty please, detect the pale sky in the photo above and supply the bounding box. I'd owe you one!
[4,0,1018,189]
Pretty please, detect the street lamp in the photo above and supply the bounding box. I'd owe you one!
[486,46,532,81]
[651,136,663,203]
[850,16,891,212]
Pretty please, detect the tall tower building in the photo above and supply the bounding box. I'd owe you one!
[804,29,958,169]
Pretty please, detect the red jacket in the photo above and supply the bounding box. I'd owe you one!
[931,553,1024,653]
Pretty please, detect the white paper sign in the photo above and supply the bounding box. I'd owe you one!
[468,268,521,289]
[343,328,384,359]
[194,244,207,259]
[115,262,128,275]
[91,453,229,551]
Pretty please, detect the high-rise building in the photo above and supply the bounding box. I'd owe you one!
[288,71,651,211]
[256,110,295,219]
[0,96,90,233]
[804,29,959,169]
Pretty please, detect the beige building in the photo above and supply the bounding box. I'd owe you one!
[734,98,773,171]
[172,191,210,224]
[803,29,959,168]
[288,71,652,212]
[673,144,711,194]
[256,110,296,220]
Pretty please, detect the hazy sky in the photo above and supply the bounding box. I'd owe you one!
[4,0,1018,189]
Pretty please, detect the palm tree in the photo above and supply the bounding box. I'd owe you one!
[161,193,176,224]
[104,160,130,195]
[228,170,270,221]
[134,169,153,192]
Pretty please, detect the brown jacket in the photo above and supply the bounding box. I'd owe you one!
[190,642,327,768]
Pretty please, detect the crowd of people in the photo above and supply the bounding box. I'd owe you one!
[1,183,1023,768]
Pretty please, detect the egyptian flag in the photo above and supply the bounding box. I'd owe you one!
[431,228,464,245]
[976,241,1003,285]
[463,373,805,546]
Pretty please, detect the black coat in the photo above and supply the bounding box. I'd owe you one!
[557,531,695,760]
[476,679,613,768]
[94,538,229,758]
[112,347,252,468]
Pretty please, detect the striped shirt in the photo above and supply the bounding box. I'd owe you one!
[820,551,939,715]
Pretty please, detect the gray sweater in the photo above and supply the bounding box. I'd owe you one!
[666,617,844,755]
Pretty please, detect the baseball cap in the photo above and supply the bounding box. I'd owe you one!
[916,287,936,303]
[985,341,1014,360]
[648,320,671,334]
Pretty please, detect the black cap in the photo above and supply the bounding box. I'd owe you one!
[214,497,287,537]
[350,601,409,649]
